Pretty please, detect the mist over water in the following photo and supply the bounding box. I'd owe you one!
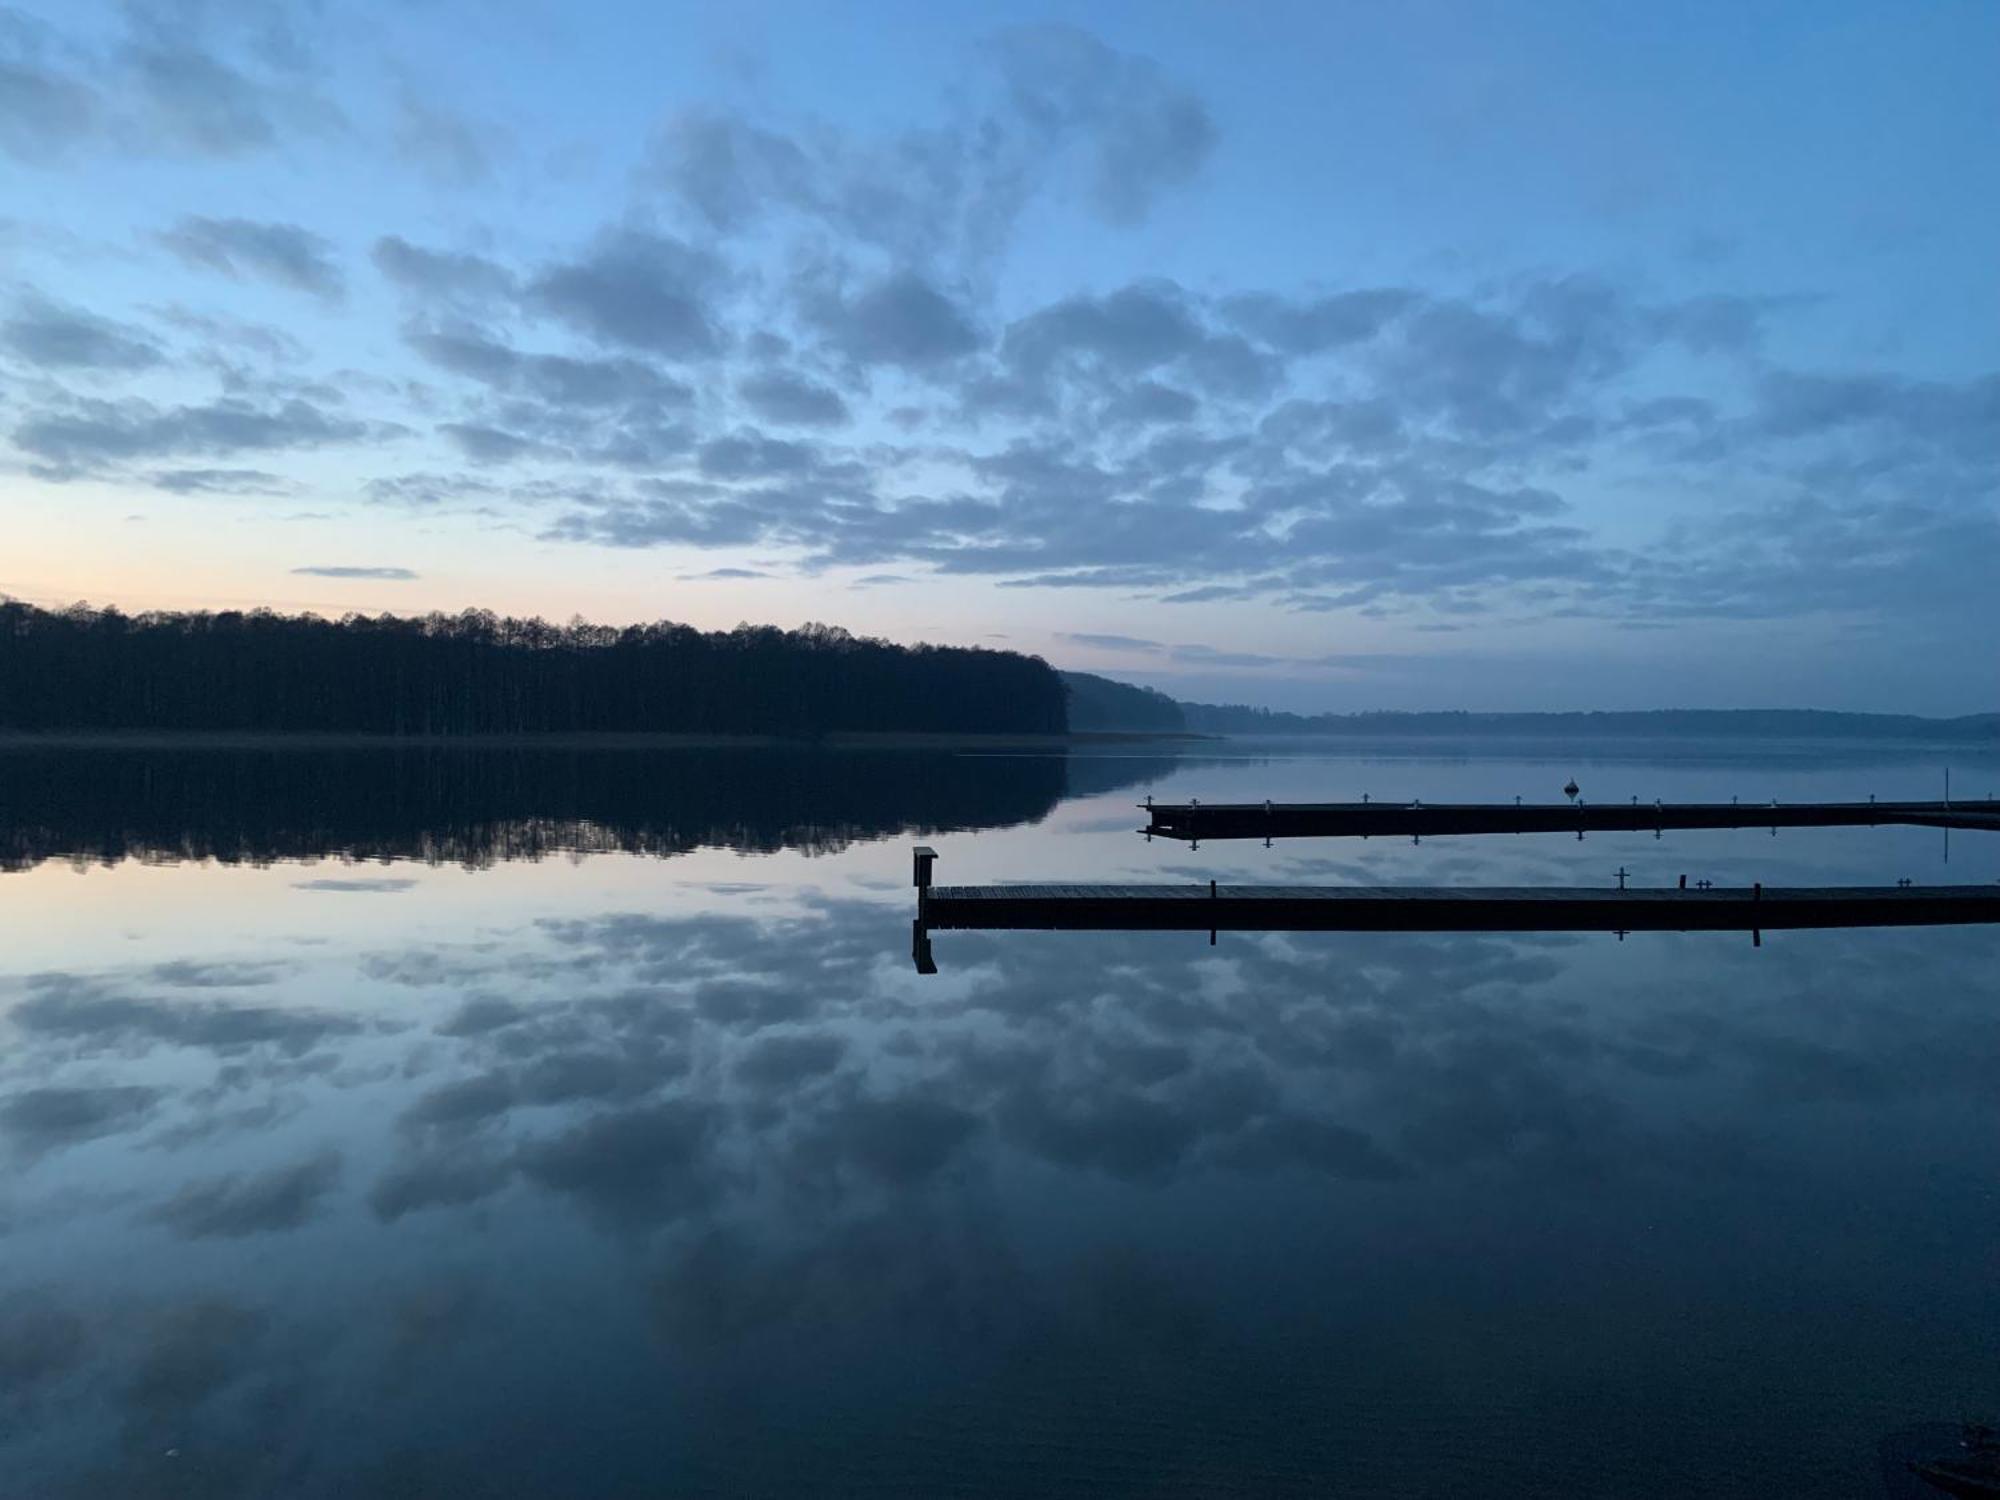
[2,740,1995,1497]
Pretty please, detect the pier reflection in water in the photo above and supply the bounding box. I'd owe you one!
[0,740,1995,1497]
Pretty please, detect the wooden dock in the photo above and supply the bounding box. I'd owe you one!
[1140,797,2000,844]
[908,849,2000,971]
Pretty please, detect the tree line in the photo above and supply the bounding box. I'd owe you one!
[0,602,1069,736]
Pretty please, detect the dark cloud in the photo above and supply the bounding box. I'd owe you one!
[0,294,161,370]
[515,1100,720,1229]
[734,1031,849,1091]
[438,421,549,464]
[369,1150,514,1221]
[406,323,694,412]
[1221,288,1419,353]
[437,996,530,1037]
[0,1084,160,1156]
[800,269,980,367]
[372,235,517,305]
[292,877,418,892]
[126,1298,266,1425]
[649,110,817,234]
[1059,632,1163,653]
[739,369,850,427]
[394,91,498,188]
[15,393,380,472]
[529,229,723,359]
[151,303,309,363]
[125,43,278,154]
[0,1294,86,1399]
[400,1072,517,1132]
[680,566,769,581]
[0,54,99,163]
[150,466,294,494]
[804,1091,983,1185]
[145,1148,342,1237]
[290,565,419,580]
[990,24,1216,225]
[10,973,364,1055]
[148,960,288,988]
[158,215,345,301]
[1215,1114,1409,1181]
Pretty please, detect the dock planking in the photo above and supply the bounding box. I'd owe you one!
[908,847,2000,971]
[921,881,2000,933]
[1140,797,2000,844]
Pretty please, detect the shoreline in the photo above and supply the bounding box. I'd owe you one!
[0,729,1218,751]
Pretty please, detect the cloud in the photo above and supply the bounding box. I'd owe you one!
[158,215,344,301]
[291,877,419,892]
[406,324,694,412]
[734,1031,849,1091]
[147,960,288,989]
[649,110,817,234]
[1,294,161,370]
[738,369,850,426]
[373,235,517,305]
[145,1149,342,1237]
[528,229,723,359]
[1059,632,1165,653]
[10,973,364,1056]
[126,1299,266,1425]
[150,467,294,494]
[515,1100,721,1229]
[799,269,981,368]
[0,1084,160,1156]
[1221,288,1419,354]
[289,565,419,580]
[439,422,551,464]
[394,91,499,188]
[14,394,382,472]
[369,1151,514,1221]
[0,1294,86,1399]
[0,54,99,164]
[989,24,1216,225]
[124,43,279,154]
[679,566,768,581]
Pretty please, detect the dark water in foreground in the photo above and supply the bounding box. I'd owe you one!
[1,739,1995,1498]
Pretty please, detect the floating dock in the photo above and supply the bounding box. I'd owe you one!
[909,848,2000,971]
[1140,797,2000,844]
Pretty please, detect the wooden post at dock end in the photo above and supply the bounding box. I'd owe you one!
[911,919,937,975]
[913,846,938,936]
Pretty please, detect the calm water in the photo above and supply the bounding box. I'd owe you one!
[2,740,1995,1498]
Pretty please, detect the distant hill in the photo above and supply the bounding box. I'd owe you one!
[1060,671,1187,733]
[1178,703,2000,742]
[1057,669,1996,741]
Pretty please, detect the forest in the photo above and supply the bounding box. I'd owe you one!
[0,602,1069,736]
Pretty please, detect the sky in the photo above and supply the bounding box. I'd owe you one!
[1,0,1995,714]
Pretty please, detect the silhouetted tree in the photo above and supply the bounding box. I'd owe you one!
[0,603,1069,736]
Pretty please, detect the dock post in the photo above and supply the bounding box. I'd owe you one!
[911,919,936,975]
[913,846,937,920]
[1209,880,1217,946]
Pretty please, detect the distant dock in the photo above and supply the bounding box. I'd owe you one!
[1140,797,2000,844]
[909,848,2000,971]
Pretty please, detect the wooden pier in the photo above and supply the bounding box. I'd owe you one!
[1140,797,2000,844]
[908,848,2000,971]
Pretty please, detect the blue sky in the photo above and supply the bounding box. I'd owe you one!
[2,0,1994,711]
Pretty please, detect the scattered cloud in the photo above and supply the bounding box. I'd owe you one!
[146,1149,342,1237]
[1,294,161,370]
[289,565,419,580]
[158,216,345,301]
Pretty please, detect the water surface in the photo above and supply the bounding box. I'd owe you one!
[2,740,1995,1497]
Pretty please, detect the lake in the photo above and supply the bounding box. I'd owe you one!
[2,738,1995,1497]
